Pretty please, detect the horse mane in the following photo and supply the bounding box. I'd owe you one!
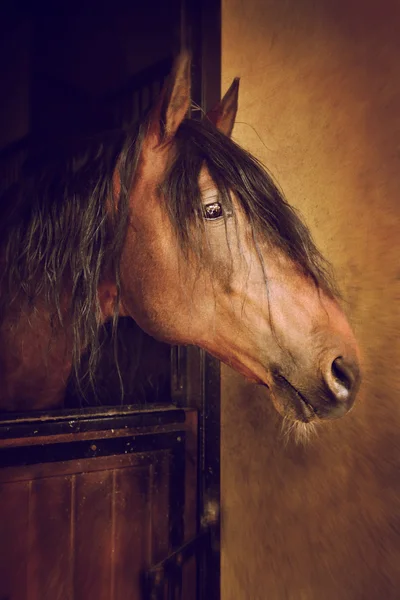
[0,115,337,401]
[166,119,337,296]
[0,126,141,391]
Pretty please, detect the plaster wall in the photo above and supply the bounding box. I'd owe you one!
[221,1,400,598]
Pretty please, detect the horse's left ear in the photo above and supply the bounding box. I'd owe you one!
[205,78,240,138]
[145,51,191,146]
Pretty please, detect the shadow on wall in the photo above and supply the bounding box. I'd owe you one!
[221,0,400,598]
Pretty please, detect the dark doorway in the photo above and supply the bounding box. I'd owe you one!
[0,1,221,598]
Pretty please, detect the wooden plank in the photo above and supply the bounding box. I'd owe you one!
[27,476,73,600]
[182,556,197,600]
[150,453,170,564]
[73,470,113,600]
[0,480,29,600]
[0,452,154,484]
[184,410,198,541]
[112,465,150,600]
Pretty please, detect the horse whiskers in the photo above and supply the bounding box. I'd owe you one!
[281,416,319,447]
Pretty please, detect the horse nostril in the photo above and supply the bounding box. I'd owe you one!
[326,356,360,408]
[306,356,361,421]
[331,356,354,392]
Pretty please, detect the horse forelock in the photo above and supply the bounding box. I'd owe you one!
[162,118,338,299]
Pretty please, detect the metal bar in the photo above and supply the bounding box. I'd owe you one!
[0,431,186,468]
[145,528,211,600]
[0,406,187,440]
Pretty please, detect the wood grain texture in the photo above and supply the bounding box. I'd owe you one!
[0,452,171,600]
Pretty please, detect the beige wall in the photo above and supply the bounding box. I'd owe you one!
[221,1,400,598]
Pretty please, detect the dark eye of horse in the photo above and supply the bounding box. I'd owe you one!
[203,201,223,221]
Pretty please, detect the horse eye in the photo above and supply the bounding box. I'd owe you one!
[203,201,223,221]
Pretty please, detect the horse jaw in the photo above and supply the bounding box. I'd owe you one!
[0,309,73,411]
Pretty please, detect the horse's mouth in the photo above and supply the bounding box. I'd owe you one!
[273,374,317,423]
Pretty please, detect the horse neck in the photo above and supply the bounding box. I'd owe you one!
[0,306,73,412]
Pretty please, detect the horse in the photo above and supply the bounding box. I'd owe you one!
[0,52,361,435]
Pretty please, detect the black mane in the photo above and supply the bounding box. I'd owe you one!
[0,115,336,396]
[166,118,336,295]
[0,127,139,387]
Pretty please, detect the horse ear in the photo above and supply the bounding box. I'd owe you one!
[205,78,240,137]
[145,51,191,146]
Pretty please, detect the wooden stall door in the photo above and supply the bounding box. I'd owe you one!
[0,408,199,600]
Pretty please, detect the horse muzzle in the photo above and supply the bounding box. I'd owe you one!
[273,354,361,422]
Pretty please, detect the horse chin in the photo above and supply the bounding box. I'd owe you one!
[281,418,319,446]
[268,381,318,425]
[250,383,318,446]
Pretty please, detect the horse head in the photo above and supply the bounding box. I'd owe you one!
[0,53,360,425]
[117,52,361,427]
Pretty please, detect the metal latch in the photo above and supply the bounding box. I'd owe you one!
[143,500,219,600]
